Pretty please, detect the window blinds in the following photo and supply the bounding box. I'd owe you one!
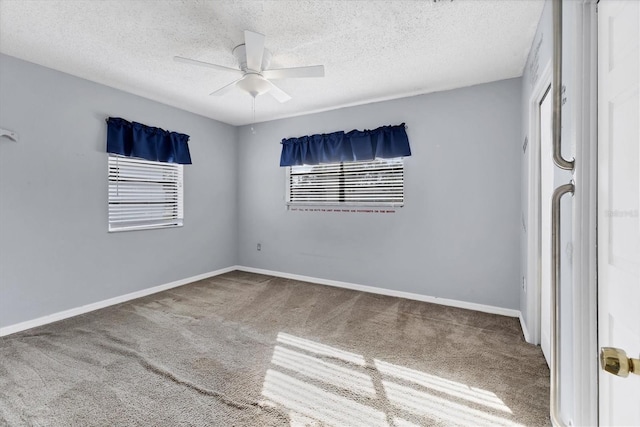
[108,155,183,231]
[287,158,404,206]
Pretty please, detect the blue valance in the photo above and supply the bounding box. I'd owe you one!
[106,117,192,165]
[279,123,410,167]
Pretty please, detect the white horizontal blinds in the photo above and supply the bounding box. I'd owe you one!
[288,158,404,206]
[108,155,183,231]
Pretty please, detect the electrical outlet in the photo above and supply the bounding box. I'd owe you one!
[257,243,261,251]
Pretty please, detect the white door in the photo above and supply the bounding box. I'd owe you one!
[598,1,640,425]
[540,86,553,367]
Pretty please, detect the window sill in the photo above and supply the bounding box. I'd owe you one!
[287,203,403,209]
[108,222,183,233]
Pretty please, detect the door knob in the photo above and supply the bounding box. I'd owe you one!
[600,347,640,378]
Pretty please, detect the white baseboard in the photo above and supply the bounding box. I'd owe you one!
[519,312,533,343]
[0,266,236,337]
[1,265,522,337]
[236,266,521,318]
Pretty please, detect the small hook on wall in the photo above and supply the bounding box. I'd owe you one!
[0,128,19,142]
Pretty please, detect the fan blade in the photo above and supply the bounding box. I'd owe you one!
[265,80,292,103]
[174,56,243,75]
[244,30,265,72]
[263,65,325,80]
[209,78,243,96]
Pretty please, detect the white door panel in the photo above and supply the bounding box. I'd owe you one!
[598,1,640,425]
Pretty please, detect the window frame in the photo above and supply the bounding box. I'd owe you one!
[107,154,184,232]
[286,157,405,208]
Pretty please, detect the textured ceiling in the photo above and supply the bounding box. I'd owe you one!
[0,0,544,126]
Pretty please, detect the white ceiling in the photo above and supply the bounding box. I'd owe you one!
[0,0,544,126]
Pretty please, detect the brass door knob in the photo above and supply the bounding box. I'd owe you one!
[600,347,640,378]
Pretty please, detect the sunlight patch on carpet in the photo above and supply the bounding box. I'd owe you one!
[382,380,523,427]
[262,332,523,426]
[277,332,366,366]
[374,359,513,413]
[271,345,376,397]
[262,369,388,427]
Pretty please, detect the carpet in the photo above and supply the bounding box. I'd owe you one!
[0,271,550,426]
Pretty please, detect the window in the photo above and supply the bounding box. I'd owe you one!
[108,155,183,232]
[287,158,404,207]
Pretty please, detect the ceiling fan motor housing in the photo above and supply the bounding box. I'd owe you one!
[233,44,272,72]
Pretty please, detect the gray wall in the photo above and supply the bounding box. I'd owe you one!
[237,78,523,310]
[0,54,526,329]
[0,54,238,328]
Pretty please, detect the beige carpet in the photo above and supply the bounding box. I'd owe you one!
[0,271,550,426]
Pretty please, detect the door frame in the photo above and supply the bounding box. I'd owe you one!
[525,1,598,425]
[568,0,598,425]
[525,61,552,348]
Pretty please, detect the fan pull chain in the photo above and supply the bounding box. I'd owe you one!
[251,97,256,135]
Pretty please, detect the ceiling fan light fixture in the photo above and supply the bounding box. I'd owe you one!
[236,73,272,98]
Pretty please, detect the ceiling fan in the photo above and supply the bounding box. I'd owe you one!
[174,30,325,103]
